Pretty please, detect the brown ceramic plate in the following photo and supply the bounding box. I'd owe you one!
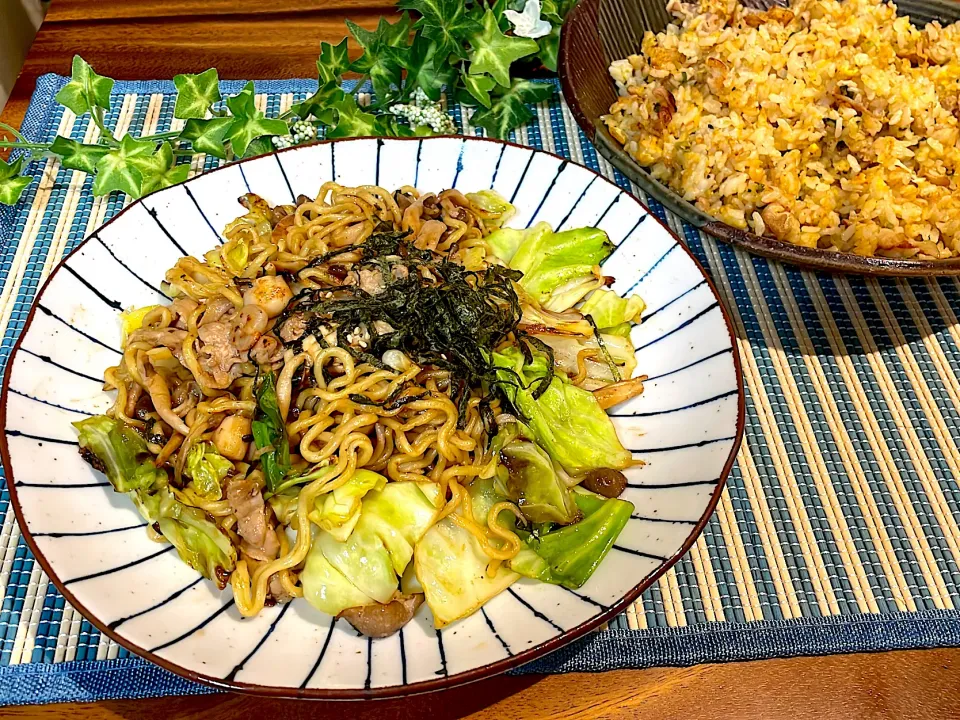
[559,0,960,276]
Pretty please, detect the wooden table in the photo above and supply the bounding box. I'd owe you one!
[3,3,960,718]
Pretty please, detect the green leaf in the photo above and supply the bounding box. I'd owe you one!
[317,38,352,84]
[326,93,385,139]
[172,68,221,120]
[468,9,539,88]
[55,56,114,117]
[462,71,496,108]
[91,134,156,198]
[347,15,412,101]
[241,136,276,159]
[398,0,480,60]
[223,81,259,120]
[73,415,160,494]
[379,12,414,47]
[180,117,233,159]
[289,82,344,122]
[50,135,109,174]
[488,0,512,29]
[404,34,455,101]
[224,82,289,157]
[539,0,576,23]
[347,17,383,53]
[538,25,561,72]
[138,142,190,195]
[0,155,30,205]
[252,372,292,493]
[470,79,552,139]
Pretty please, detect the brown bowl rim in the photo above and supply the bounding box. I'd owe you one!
[0,134,746,700]
[558,0,960,277]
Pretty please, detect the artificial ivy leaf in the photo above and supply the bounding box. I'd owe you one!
[347,15,412,101]
[539,0,576,23]
[224,81,259,120]
[55,56,114,117]
[0,155,24,182]
[224,82,289,157]
[92,134,155,198]
[228,115,289,158]
[352,44,407,103]
[317,38,351,84]
[468,9,539,87]
[180,117,234,159]
[538,25,561,72]
[138,142,190,195]
[289,81,345,122]
[380,12,414,47]
[470,79,552,139]
[50,135,109,174]
[172,68,222,120]
[462,72,496,108]
[326,93,385,139]
[398,0,480,60]
[347,17,380,52]
[0,156,31,206]
[241,136,276,159]
[347,14,413,54]
[404,34,455,101]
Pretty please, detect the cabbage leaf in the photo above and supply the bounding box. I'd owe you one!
[496,433,579,524]
[493,347,632,474]
[486,223,613,308]
[301,480,440,614]
[580,289,645,330]
[74,415,164,494]
[302,535,377,615]
[532,331,638,390]
[184,442,232,500]
[510,490,633,589]
[466,189,516,229]
[73,415,236,582]
[309,469,386,542]
[414,478,518,628]
[138,485,238,582]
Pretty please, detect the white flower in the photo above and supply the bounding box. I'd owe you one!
[504,0,552,39]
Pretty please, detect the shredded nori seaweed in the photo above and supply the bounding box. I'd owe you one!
[280,227,548,428]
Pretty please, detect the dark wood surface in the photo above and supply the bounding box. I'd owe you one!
[3,3,960,718]
[3,649,960,719]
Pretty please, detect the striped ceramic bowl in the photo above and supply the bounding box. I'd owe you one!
[0,137,744,698]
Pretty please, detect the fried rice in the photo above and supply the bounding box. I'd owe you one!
[604,0,960,259]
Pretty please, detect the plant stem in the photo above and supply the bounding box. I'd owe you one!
[0,141,51,150]
[91,106,118,147]
[0,122,28,144]
[139,130,182,142]
[351,76,370,97]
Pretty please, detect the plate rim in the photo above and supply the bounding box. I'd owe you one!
[558,0,960,277]
[0,134,746,699]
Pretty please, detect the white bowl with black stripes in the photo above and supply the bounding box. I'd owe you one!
[0,137,744,698]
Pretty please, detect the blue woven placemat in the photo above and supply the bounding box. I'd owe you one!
[2,74,960,706]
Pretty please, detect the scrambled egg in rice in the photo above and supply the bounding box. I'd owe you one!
[604,0,960,258]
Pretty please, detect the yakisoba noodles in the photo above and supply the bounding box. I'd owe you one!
[75,181,649,635]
